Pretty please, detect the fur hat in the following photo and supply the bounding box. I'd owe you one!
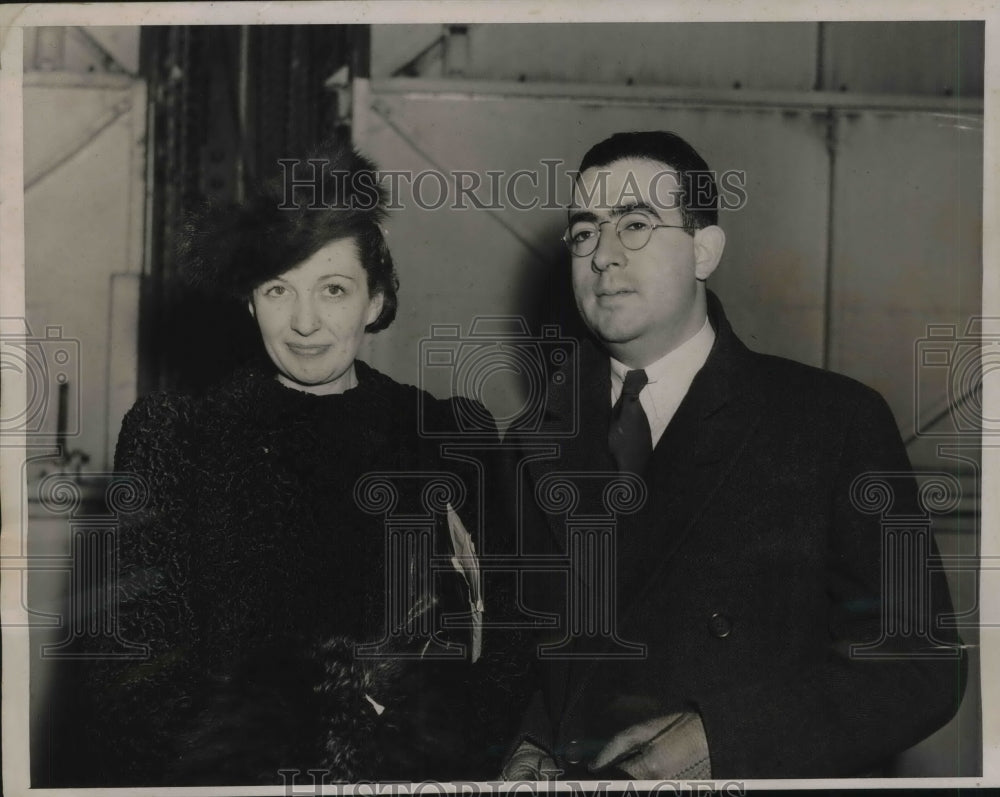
[178,141,397,330]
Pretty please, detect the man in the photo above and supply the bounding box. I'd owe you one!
[503,131,965,780]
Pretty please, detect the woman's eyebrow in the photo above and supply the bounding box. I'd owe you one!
[316,273,357,282]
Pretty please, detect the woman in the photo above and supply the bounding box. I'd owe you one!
[76,144,513,786]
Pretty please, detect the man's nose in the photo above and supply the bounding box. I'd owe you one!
[290,296,321,335]
[591,222,625,272]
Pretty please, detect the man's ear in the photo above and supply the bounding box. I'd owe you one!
[247,298,256,319]
[693,225,725,282]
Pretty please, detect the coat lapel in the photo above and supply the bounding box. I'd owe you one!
[559,294,766,715]
[615,332,763,611]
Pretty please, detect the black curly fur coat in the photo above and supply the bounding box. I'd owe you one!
[57,363,528,786]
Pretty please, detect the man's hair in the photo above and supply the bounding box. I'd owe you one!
[577,131,718,231]
[178,141,398,333]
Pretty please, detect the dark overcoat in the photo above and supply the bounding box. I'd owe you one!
[514,292,966,778]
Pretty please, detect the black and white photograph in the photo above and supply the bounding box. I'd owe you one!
[0,2,993,793]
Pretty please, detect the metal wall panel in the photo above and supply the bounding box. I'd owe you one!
[371,24,443,78]
[372,23,819,90]
[23,72,148,785]
[466,23,819,90]
[23,74,147,474]
[829,110,983,438]
[828,115,983,777]
[372,22,985,98]
[823,22,984,97]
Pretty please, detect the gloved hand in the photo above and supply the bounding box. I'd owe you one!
[500,739,561,781]
[591,711,711,780]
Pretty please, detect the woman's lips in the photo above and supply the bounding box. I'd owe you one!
[286,342,332,357]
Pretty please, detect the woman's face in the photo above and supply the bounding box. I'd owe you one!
[249,238,383,394]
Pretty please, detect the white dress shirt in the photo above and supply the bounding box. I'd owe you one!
[609,316,716,448]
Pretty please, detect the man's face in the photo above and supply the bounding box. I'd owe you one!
[569,157,722,368]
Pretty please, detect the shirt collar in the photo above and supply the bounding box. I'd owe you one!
[610,315,715,387]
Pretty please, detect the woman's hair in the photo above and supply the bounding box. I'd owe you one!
[178,142,398,333]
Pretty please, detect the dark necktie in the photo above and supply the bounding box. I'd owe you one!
[608,369,651,473]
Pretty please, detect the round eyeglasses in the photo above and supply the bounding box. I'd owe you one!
[562,211,688,258]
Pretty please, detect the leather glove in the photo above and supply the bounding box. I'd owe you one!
[591,711,711,780]
[501,739,561,781]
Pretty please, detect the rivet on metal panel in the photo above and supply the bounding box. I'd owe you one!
[445,25,469,78]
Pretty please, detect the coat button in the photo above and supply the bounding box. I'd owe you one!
[564,739,583,765]
[708,612,732,638]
